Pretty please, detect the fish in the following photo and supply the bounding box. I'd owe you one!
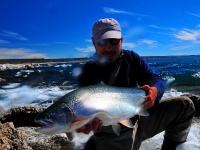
[34,84,148,137]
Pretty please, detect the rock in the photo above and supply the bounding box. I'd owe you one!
[0,106,46,127]
[0,121,75,150]
[25,63,40,69]
[0,122,32,150]
[0,78,6,83]
[17,127,75,150]
[0,120,75,150]
[0,63,40,71]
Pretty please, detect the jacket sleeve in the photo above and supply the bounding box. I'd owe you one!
[130,51,166,103]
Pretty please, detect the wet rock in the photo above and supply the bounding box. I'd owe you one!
[25,64,40,69]
[17,127,75,150]
[0,63,40,71]
[0,78,6,83]
[0,106,46,127]
[0,122,32,150]
[0,121,75,150]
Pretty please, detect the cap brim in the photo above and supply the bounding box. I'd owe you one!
[93,31,121,43]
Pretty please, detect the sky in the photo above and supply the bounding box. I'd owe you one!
[0,0,200,59]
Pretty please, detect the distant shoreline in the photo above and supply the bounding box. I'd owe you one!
[0,58,89,64]
[0,54,199,64]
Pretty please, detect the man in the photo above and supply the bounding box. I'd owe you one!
[77,18,195,150]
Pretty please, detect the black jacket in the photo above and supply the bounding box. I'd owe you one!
[78,49,166,103]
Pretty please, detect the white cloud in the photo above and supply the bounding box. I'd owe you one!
[148,25,175,31]
[76,46,95,52]
[171,45,192,50]
[103,7,150,17]
[0,30,28,41]
[0,40,9,44]
[197,24,200,28]
[125,26,146,38]
[173,29,200,41]
[85,39,92,42]
[104,7,132,15]
[186,12,200,18]
[139,39,158,47]
[148,25,163,29]
[0,48,48,59]
[15,42,68,46]
[123,42,136,48]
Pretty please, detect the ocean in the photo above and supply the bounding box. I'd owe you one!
[0,55,200,111]
[0,55,200,149]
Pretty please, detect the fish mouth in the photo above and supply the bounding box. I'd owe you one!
[35,119,53,128]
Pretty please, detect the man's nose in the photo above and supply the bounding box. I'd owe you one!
[104,41,112,49]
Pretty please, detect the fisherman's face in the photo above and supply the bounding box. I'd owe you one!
[94,37,123,63]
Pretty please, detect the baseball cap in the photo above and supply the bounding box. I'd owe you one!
[92,18,121,43]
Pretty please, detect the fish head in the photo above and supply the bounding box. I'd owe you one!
[34,104,74,135]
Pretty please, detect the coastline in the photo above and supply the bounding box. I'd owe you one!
[0,58,89,64]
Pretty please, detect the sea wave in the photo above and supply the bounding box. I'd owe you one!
[0,84,73,112]
[167,71,200,86]
[192,71,200,78]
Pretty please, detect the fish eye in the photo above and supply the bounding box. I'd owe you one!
[48,106,74,123]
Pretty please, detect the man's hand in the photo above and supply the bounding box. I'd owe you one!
[140,85,158,109]
[76,117,103,134]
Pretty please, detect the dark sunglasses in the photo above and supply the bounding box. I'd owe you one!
[96,38,121,46]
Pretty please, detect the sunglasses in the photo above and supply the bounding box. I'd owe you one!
[96,38,121,46]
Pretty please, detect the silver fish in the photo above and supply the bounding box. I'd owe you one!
[35,85,148,136]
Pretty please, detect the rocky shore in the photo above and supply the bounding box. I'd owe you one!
[0,94,199,150]
[0,58,89,64]
[0,106,75,150]
[0,63,76,86]
[0,63,43,85]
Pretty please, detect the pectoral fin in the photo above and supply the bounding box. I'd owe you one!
[66,132,74,141]
[119,119,133,128]
[112,124,121,136]
[71,116,88,126]
[136,106,149,116]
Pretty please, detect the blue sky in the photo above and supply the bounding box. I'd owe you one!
[0,0,200,59]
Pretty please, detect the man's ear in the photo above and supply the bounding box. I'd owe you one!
[121,37,124,42]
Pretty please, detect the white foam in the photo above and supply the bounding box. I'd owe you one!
[161,89,189,100]
[0,84,71,113]
[140,123,200,150]
[15,70,35,77]
[54,64,72,67]
[73,132,93,150]
[1,83,21,89]
[70,122,200,150]
[192,72,200,78]
[163,76,175,84]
